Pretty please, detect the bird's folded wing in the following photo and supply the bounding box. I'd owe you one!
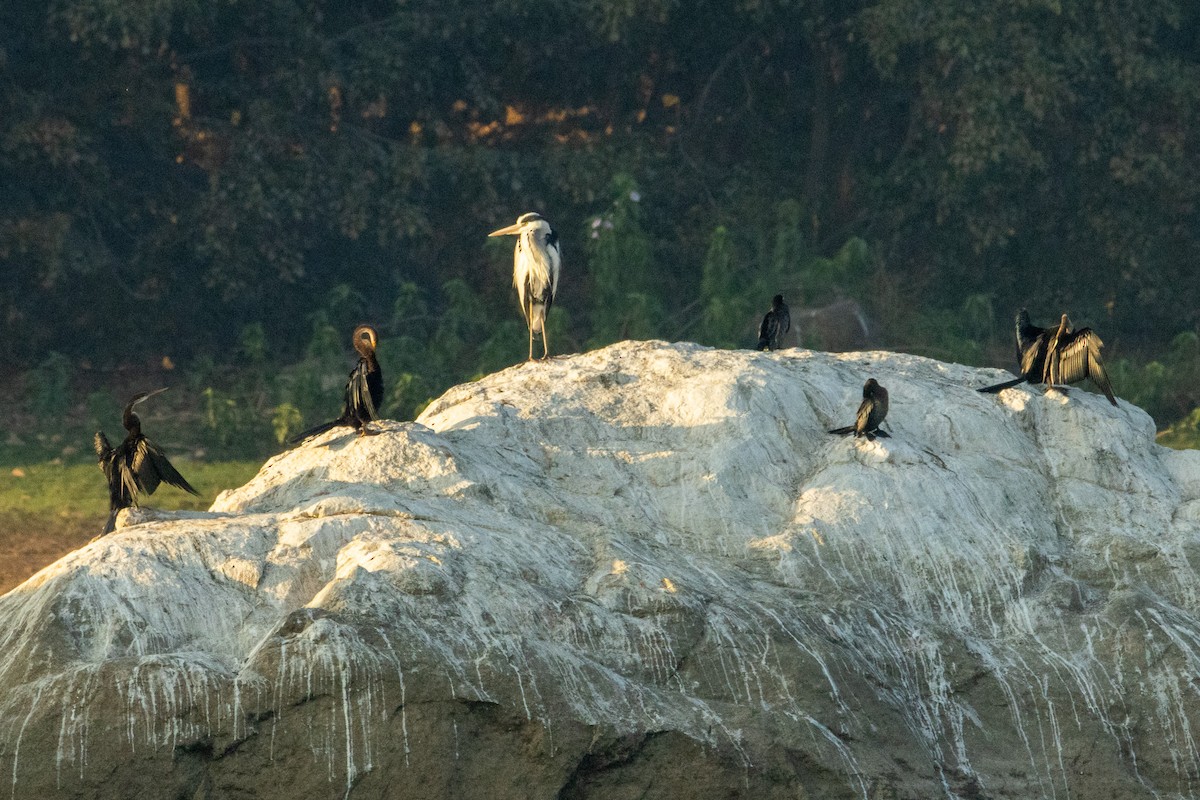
[348,362,378,420]
[758,313,772,342]
[855,399,873,433]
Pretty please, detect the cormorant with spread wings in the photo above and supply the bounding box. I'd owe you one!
[1043,313,1117,405]
[94,388,199,534]
[978,309,1116,405]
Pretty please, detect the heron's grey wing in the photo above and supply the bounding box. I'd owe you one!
[513,245,531,322]
[542,229,561,303]
[136,437,199,496]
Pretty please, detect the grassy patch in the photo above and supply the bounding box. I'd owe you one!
[0,459,263,594]
[0,460,263,517]
[1157,408,1200,451]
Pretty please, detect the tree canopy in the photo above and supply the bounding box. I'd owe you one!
[2,0,1197,412]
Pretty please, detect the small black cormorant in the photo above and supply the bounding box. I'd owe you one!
[94,388,199,534]
[289,324,384,443]
[829,378,890,440]
[756,294,791,351]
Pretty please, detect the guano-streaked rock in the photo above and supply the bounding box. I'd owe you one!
[1,340,1199,799]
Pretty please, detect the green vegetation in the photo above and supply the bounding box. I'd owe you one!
[0,458,260,592]
[0,461,261,517]
[0,0,1195,450]
[1158,409,1200,451]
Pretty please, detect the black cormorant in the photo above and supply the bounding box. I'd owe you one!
[289,324,384,443]
[489,213,561,361]
[977,309,1051,394]
[978,310,1117,405]
[756,294,791,351]
[829,378,890,440]
[94,388,199,534]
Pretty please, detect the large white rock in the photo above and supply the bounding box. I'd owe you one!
[2,340,1199,799]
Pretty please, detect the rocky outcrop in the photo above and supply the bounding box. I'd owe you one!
[2,340,1199,799]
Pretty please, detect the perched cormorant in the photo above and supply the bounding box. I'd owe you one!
[1043,313,1117,405]
[756,294,791,351]
[289,324,384,443]
[978,309,1117,405]
[94,388,199,534]
[977,309,1052,394]
[489,212,561,361]
[829,378,890,440]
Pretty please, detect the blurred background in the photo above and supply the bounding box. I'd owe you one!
[2,0,1198,476]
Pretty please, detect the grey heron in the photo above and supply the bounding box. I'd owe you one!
[489,212,561,361]
[756,294,791,351]
[289,324,384,443]
[94,388,199,534]
[829,378,890,439]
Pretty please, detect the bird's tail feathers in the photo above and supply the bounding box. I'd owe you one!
[288,420,341,445]
[977,377,1026,394]
[103,507,119,535]
[828,426,855,436]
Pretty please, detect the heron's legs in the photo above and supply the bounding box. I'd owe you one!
[541,318,551,360]
[527,298,535,361]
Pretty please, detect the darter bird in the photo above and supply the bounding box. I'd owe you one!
[489,212,561,361]
[756,294,791,351]
[829,378,890,440]
[94,388,199,535]
[289,324,384,443]
[1043,313,1117,405]
[978,309,1116,405]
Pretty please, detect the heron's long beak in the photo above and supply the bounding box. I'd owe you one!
[488,221,524,237]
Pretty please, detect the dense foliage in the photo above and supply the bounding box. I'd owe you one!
[3,0,1198,450]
